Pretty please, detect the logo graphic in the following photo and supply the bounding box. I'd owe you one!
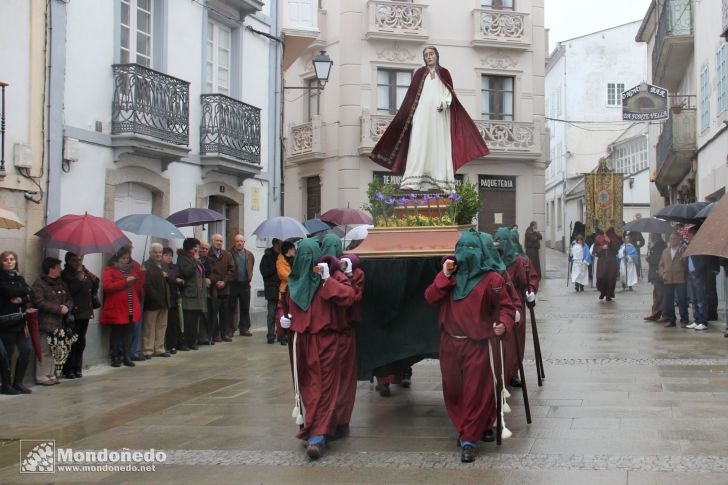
[20,440,55,473]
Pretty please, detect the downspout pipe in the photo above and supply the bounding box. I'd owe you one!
[46,0,66,225]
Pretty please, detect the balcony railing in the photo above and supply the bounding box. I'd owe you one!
[112,64,189,146]
[366,1,428,41]
[656,108,696,185]
[653,0,693,78]
[359,111,539,158]
[287,116,325,163]
[472,8,529,48]
[200,94,261,164]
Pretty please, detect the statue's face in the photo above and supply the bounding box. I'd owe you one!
[423,48,438,66]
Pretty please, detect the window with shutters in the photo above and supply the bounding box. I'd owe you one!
[205,19,232,95]
[481,75,514,120]
[377,69,412,115]
[120,0,153,67]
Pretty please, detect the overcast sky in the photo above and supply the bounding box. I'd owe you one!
[545,0,653,53]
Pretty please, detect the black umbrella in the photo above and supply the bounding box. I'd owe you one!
[655,202,709,223]
[167,208,225,228]
[623,217,674,234]
[694,202,716,220]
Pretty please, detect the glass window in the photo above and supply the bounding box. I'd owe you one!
[377,68,413,115]
[482,0,514,10]
[481,75,514,120]
[205,19,231,95]
[607,83,624,107]
[120,0,153,67]
[700,67,710,131]
[717,45,727,115]
[307,78,320,121]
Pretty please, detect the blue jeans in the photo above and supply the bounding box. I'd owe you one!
[663,282,688,324]
[688,273,707,325]
[130,321,142,357]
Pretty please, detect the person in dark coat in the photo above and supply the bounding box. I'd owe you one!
[0,251,33,394]
[32,257,74,384]
[260,238,281,344]
[61,252,99,378]
[177,238,207,350]
[644,234,667,322]
[627,230,645,279]
[196,241,213,345]
[208,234,235,343]
[592,227,620,301]
[704,256,720,322]
[524,221,542,279]
[142,243,177,358]
[100,247,144,367]
[162,247,184,353]
[425,231,516,463]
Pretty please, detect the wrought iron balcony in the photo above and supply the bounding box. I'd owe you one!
[287,116,325,164]
[112,64,189,147]
[359,110,540,160]
[652,0,693,92]
[366,1,428,42]
[655,107,696,188]
[471,8,530,49]
[200,94,261,164]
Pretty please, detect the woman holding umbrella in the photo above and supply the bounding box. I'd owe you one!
[100,247,144,367]
[0,251,33,394]
[32,257,74,384]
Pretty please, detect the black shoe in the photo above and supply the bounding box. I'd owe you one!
[267,337,275,344]
[461,444,476,463]
[335,424,350,439]
[482,430,495,442]
[111,360,122,368]
[509,376,522,388]
[375,383,391,397]
[144,355,152,360]
[123,359,136,367]
[62,373,77,379]
[279,338,288,346]
[306,443,324,460]
[155,352,171,358]
[189,346,199,350]
[131,356,144,362]
[400,378,411,388]
[12,383,32,394]
[599,294,605,300]
[169,348,177,354]
[178,346,190,351]
[198,341,210,346]
[606,297,613,301]
[0,384,20,395]
[222,337,232,342]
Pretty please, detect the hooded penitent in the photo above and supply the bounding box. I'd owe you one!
[288,238,323,311]
[495,227,519,267]
[320,234,343,258]
[511,228,527,259]
[453,229,505,300]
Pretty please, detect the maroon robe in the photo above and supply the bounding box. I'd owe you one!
[424,271,516,442]
[502,259,528,383]
[287,271,355,440]
[370,66,490,175]
[593,235,620,299]
[521,255,540,294]
[334,266,365,428]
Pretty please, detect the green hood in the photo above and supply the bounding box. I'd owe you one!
[288,238,323,311]
[511,228,527,259]
[453,229,504,300]
[320,234,343,257]
[495,227,519,267]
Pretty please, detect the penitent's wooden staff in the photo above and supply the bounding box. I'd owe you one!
[492,285,504,446]
[523,260,545,386]
[507,282,532,425]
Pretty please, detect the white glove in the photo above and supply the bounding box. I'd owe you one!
[341,258,353,275]
[317,263,330,280]
[526,291,536,303]
[280,314,292,329]
[515,310,521,322]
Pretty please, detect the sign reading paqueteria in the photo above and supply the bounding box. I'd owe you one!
[622,82,669,121]
[479,175,516,191]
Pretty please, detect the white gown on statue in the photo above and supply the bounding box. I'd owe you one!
[570,243,590,286]
[400,69,454,191]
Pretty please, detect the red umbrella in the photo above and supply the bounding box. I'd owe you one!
[320,208,373,226]
[36,213,131,255]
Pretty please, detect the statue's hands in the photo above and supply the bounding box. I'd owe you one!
[437,104,443,112]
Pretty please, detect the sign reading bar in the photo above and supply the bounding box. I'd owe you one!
[373,172,464,188]
[622,82,669,121]
[478,175,516,191]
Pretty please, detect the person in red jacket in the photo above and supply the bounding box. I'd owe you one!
[100,247,145,367]
[280,238,355,461]
[424,230,515,463]
[320,234,365,441]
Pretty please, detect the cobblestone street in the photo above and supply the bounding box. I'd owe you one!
[0,248,727,484]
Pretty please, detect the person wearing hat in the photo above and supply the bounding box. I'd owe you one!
[320,234,365,441]
[424,229,516,463]
[279,238,355,461]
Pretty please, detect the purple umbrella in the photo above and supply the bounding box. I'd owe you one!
[167,208,225,228]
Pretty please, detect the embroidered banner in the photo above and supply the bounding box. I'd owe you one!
[584,159,624,235]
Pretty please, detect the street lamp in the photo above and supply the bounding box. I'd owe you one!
[284,51,333,90]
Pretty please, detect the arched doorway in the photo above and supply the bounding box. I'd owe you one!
[114,182,153,262]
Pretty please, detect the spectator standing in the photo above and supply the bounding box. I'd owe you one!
[260,238,281,344]
[658,233,689,328]
[162,247,185,353]
[229,234,255,337]
[208,234,235,343]
[0,251,33,394]
[177,238,207,350]
[142,243,176,358]
[32,257,74,384]
[644,234,667,322]
[524,221,542,279]
[101,247,144,367]
[197,241,213,345]
[277,241,296,300]
[61,252,99,378]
